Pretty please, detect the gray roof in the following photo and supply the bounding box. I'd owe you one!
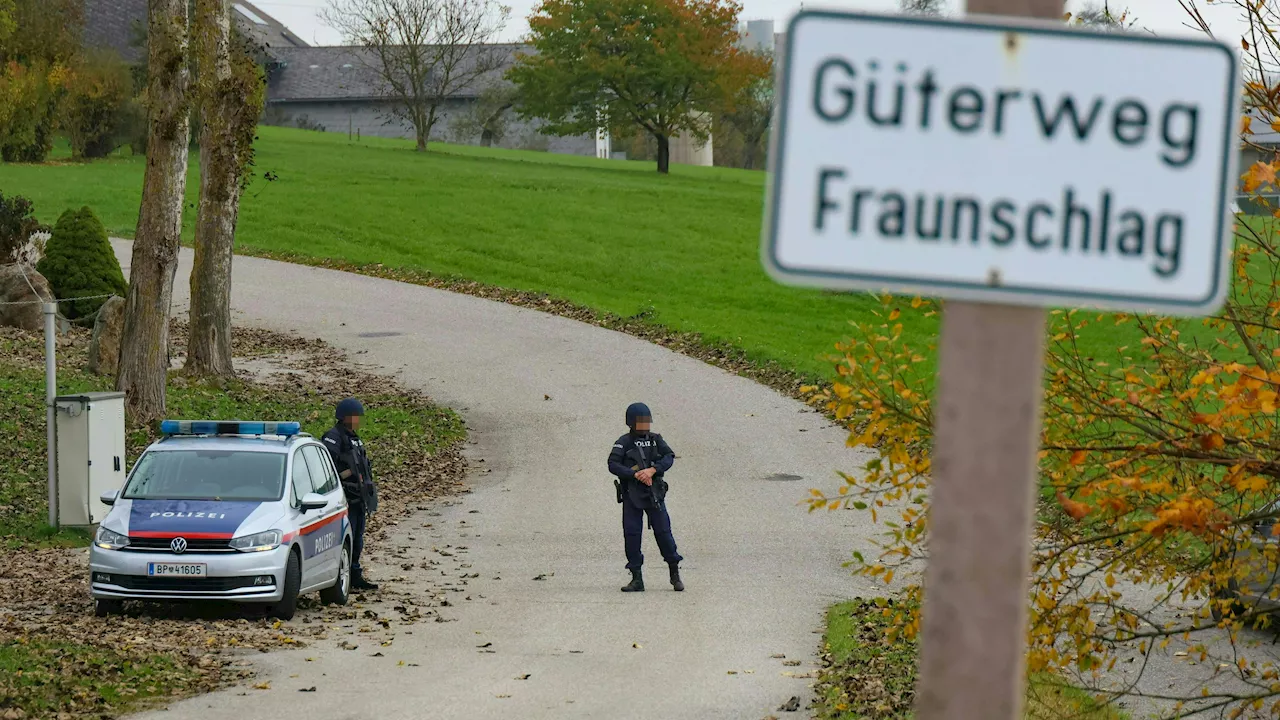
[82,0,147,64]
[267,44,523,102]
[81,0,307,64]
[232,1,310,54]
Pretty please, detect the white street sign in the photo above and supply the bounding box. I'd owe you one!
[762,10,1240,316]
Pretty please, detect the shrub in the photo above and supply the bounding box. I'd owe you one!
[0,191,46,264]
[36,207,126,319]
[0,60,64,163]
[62,51,133,159]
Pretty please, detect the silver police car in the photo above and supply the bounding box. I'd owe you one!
[90,420,353,620]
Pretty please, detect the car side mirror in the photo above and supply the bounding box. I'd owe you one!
[300,493,327,512]
[100,489,120,506]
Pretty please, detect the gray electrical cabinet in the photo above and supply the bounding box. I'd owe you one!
[55,391,126,527]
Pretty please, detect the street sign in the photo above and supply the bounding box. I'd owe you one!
[762,10,1240,316]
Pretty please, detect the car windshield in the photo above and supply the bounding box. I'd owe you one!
[123,449,287,501]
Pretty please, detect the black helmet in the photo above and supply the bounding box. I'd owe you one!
[625,402,651,428]
[336,397,365,420]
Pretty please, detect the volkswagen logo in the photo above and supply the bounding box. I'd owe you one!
[170,537,188,554]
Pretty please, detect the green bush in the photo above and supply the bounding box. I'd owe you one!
[0,191,45,264]
[36,207,126,319]
[62,51,133,159]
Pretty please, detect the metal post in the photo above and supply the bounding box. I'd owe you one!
[43,301,57,529]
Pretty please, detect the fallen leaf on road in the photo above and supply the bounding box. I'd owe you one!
[632,643,642,649]
[515,674,531,680]
[782,660,801,666]
[770,654,786,659]
[728,671,738,675]
[779,696,801,712]
[299,687,317,693]
[478,642,493,648]
[496,694,511,699]
[253,682,271,690]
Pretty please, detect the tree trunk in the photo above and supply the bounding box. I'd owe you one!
[187,0,238,379]
[656,134,670,174]
[415,127,426,151]
[116,0,191,421]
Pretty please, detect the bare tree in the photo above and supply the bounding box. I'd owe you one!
[116,0,192,421]
[900,0,945,15]
[186,0,265,379]
[1068,2,1141,31]
[322,0,510,152]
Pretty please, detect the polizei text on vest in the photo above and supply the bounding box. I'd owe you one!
[809,56,1199,279]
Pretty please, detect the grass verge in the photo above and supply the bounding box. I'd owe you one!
[0,638,204,719]
[813,598,1127,720]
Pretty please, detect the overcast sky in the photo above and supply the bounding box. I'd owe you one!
[246,0,1251,52]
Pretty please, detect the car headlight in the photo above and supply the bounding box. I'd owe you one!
[229,529,283,553]
[94,526,129,550]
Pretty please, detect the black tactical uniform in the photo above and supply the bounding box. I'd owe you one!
[322,398,378,590]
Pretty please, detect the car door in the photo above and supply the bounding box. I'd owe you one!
[289,448,326,589]
[300,444,345,580]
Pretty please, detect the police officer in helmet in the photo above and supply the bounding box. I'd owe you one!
[607,402,684,592]
[323,398,379,591]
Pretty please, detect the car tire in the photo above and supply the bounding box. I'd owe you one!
[94,599,124,617]
[270,549,302,621]
[320,541,351,606]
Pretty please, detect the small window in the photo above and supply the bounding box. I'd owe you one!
[290,451,311,507]
[302,445,338,495]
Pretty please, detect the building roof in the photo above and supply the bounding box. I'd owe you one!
[232,1,310,54]
[82,0,147,63]
[267,44,524,103]
[81,0,307,64]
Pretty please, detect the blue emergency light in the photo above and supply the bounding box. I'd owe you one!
[159,420,302,437]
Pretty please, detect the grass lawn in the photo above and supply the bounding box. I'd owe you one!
[0,638,204,718]
[0,125,1160,383]
[814,598,1127,720]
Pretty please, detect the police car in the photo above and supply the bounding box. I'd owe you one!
[90,420,353,620]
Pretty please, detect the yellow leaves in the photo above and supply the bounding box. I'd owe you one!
[1244,115,1255,137]
[1233,475,1269,493]
[888,308,900,321]
[1068,450,1087,466]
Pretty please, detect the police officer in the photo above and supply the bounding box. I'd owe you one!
[322,398,379,591]
[607,402,684,592]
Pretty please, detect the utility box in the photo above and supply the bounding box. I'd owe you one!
[55,391,126,527]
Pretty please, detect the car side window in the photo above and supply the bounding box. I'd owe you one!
[301,445,337,495]
[290,450,311,508]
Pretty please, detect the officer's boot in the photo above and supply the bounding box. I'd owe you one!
[621,568,644,592]
[352,571,379,591]
[669,564,685,592]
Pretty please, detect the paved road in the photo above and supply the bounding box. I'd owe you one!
[112,241,879,720]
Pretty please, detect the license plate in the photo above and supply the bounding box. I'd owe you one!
[148,562,207,577]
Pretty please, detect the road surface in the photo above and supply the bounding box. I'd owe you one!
[112,240,879,720]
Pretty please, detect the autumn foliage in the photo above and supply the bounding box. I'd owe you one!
[803,4,1280,717]
[509,0,769,173]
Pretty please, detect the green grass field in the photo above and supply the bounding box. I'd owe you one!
[0,126,1054,381]
[0,126,1248,383]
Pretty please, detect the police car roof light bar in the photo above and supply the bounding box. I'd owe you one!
[159,420,302,437]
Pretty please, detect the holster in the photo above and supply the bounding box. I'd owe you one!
[613,478,623,504]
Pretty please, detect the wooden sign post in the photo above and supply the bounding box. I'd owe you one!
[761,6,1239,719]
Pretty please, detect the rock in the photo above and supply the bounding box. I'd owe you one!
[87,295,125,376]
[0,264,53,331]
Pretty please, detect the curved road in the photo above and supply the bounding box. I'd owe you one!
[114,241,878,720]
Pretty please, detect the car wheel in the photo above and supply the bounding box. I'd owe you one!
[269,549,302,621]
[320,541,351,606]
[94,599,124,617]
